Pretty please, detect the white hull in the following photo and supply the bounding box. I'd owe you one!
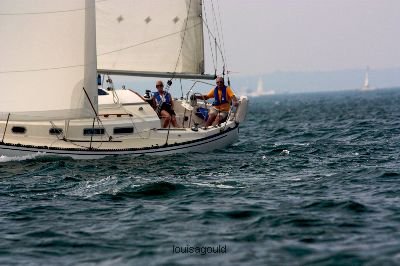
[0,90,248,159]
[0,125,239,159]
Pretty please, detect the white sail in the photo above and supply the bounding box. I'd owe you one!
[361,66,373,91]
[363,70,369,88]
[96,0,204,76]
[0,0,97,121]
[256,78,264,95]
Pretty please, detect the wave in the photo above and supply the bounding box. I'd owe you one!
[0,153,47,163]
[304,199,370,213]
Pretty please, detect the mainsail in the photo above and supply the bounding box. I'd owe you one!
[96,0,210,79]
[0,0,97,121]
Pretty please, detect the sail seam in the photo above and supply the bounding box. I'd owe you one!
[97,22,201,57]
[0,63,94,74]
[0,0,108,16]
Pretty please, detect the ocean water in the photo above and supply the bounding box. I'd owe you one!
[1,88,400,265]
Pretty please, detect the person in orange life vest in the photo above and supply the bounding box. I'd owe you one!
[152,80,179,128]
[195,76,238,127]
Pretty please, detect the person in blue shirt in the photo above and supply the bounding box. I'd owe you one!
[152,80,179,128]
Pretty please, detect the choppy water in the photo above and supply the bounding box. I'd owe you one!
[1,88,400,265]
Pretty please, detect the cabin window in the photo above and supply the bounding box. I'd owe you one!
[113,127,134,135]
[49,128,63,135]
[83,128,105,135]
[12,126,26,134]
[98,89,109,95]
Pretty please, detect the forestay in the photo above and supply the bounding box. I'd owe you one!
[96,0,205,76]
[0,0,97,121]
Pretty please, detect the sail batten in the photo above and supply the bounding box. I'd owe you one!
[96,0,205,76]
[0,0,97,121]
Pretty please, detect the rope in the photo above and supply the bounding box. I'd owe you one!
[49,121,63,141]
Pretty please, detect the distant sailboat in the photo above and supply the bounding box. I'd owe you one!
[361,67,374,91]
[249,78,275,96]
[256,78,264,95]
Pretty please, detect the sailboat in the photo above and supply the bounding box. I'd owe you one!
[0,0,248,159]
[249,78,275,96]
[361,66,374,91]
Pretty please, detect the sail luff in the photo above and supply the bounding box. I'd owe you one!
[84,0,98,115]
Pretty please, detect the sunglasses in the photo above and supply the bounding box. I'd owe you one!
[156,85,164,88]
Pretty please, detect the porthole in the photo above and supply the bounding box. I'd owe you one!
[83,128,105,135]
[12,126,26,134]
[98,89,109,95]
[113,127,134,135]
[49,128,63,135]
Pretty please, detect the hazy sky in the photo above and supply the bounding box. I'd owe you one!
[208,0,400,75]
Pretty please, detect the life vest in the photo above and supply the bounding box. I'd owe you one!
[153,91,172,106]
[212,86,229,106]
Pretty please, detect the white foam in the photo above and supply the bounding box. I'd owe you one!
[64,175,123,198]
[0,152,46,162]
[280,150,290,156]
[191,182,244,189]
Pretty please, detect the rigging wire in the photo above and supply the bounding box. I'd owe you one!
[202,0,229,79]
[215,0,228,73]
[49,121,63,141]
[202,0,217,73]
[211,0,226,77]
[210,0,224,63]
[201,20,227,72]
[82,87,113,142]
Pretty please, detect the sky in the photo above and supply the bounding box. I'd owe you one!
[210,0,400,75]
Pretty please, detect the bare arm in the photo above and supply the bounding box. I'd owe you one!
[232,95,239,107]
